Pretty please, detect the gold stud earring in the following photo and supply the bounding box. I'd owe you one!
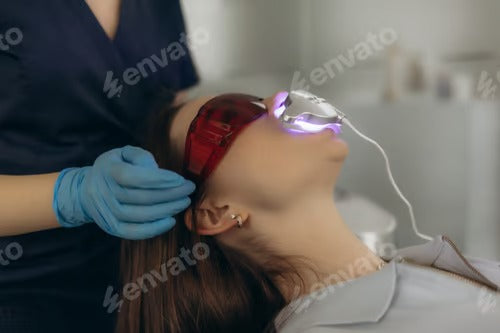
[230,214,243,228]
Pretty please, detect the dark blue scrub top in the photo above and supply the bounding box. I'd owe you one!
[0,0,197,331]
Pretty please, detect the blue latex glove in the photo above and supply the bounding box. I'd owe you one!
[53,145,195,240]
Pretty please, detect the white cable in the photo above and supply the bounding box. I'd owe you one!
[343,118,433,241]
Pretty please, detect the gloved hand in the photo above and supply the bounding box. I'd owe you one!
[53,145,195,240]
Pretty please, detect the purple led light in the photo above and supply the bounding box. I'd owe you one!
[274,105,286,118]
[293,120,342,134]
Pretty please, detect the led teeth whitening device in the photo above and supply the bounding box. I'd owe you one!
[279,90,433,242]
[275,90,345,134]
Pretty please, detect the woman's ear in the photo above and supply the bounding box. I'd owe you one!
[184,200,248,235]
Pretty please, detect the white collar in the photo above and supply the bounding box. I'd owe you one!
[274,235,499,331]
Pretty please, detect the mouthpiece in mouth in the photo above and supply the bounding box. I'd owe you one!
[277,90,345,134]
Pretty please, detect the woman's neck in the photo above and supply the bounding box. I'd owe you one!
[262,193,385,301]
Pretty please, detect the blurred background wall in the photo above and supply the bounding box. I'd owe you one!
[181,0,500,259]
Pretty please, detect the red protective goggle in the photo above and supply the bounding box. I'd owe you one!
[183,94,266,185]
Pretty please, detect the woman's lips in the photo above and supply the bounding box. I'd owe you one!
[324,126,338,137]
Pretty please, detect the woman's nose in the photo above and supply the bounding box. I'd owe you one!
[262,91,288,118]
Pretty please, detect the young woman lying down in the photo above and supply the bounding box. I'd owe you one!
[117,92,500,333]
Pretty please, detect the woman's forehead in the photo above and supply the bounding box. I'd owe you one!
[169,96,215,157]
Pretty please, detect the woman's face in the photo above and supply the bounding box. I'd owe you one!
[170,93,349,214]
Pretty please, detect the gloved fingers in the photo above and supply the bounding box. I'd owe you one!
[110,162,186,189]
[121,145,158,168]
[118,217,177,240]
[112,197,191,222]
[114,181,196,204]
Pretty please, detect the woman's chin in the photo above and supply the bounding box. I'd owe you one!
[314,128,349,159]
[327,138,349,162]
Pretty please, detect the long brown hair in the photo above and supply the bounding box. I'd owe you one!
[116,98,301,333]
